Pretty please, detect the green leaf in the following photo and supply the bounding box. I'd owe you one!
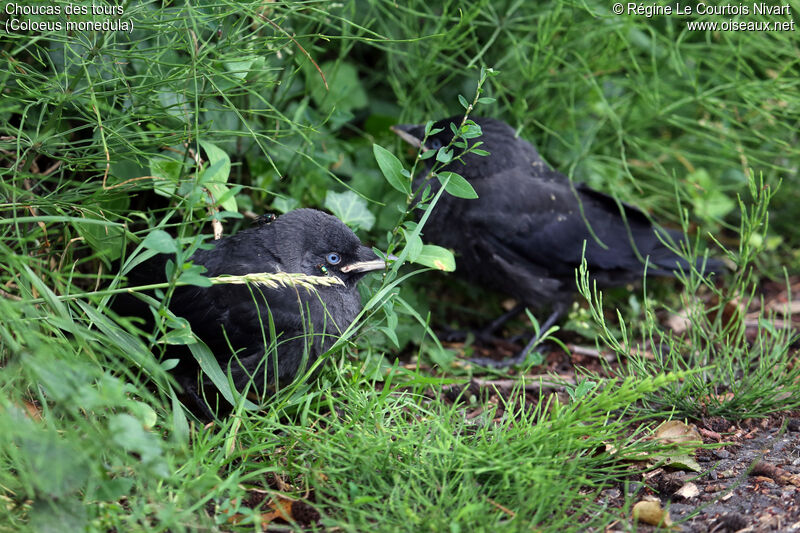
[663,454,702,472]
[199,141,237,212]
[373,144,411,195]
[427,346,456,367]
[458,94,469,109]
[188,342,259,411]
[378,326,399,349]
[324,190,376,231]
[179,266,213,288]
[205,182,238,213]
[73,219,125,261]
[461,123,483,139]
[199,140,230,171]
[223,57,256,80]
[437,171,478,199]
[412,244,456,272]
[308,60,368,114]
[142,230,177,254]
[109,414,164,465]
[149,157,182,197]
[272,196,299,214]
[402,230,423,262]
[477,96,496,104]
[171,390,190,444]
[435,148,453,164]
[160,314,195,345]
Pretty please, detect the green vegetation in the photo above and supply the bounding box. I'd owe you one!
[1,0,798,530]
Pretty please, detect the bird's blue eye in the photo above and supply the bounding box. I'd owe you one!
[429,138,443,150]
[326,252,341,265]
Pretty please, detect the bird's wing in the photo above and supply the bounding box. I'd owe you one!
[465,169,680,277]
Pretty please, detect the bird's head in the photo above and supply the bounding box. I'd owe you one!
[272,209,388,286]
[392,116,527,183]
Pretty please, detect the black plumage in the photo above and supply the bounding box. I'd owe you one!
[394,116,722,363]
[114,208,386,416]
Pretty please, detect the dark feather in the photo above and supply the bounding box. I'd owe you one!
[113,209,385,417]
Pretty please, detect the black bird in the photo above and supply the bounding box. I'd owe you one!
[114,208,387,417]
[393,116,722,366]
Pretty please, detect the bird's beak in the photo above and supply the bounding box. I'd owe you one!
[391,124,425,150]
[340,259,385,273]
[340,250,399,274]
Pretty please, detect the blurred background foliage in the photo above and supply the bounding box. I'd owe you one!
[1,0,798,529]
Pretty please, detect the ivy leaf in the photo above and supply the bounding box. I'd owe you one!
[324,190,376,231]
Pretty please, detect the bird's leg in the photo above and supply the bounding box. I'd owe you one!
[468,307,562,369]
[482,303,526,336]
[439,303,526,343]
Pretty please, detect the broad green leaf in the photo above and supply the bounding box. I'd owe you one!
[373,144,411,195]
[412,244,455,272]
[308,60,368,114]
[198,158,228,186]
[272,196,299,214]
[109,414,164,465]
[149,157,182,197]
[437,171,478,199]
[199,141,237,212]
[157,89,191,123]
[223,57,256,80]
[73,219,125,261]
[204,182,238,213]
[142,230,177,254]
[160,315,195,346]
[461,122,484,139]
[324,190,376,231]
[30,499,87,533]
[199,140,230,173]
[427,346,456,367]
[435,148,453,164]
[179,264,213,288]
[402,229,423,262]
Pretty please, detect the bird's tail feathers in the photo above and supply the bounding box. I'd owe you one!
[645,237,726,278]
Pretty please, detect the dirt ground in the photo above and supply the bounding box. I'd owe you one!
[605,414,800,532]
[431,276,800,531]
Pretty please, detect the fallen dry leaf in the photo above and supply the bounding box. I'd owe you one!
[675,482,700,499]
[260,496,294,526]
[632,498,673,528]
[655,420,702,446]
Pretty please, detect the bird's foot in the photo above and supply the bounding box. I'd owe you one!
[466,308,562,369]
[467,340,545,369]
[438,325,503,345]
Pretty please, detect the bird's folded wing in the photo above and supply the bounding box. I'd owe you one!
[468,170,678,276]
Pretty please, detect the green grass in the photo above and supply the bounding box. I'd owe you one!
[1,0,799,530]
